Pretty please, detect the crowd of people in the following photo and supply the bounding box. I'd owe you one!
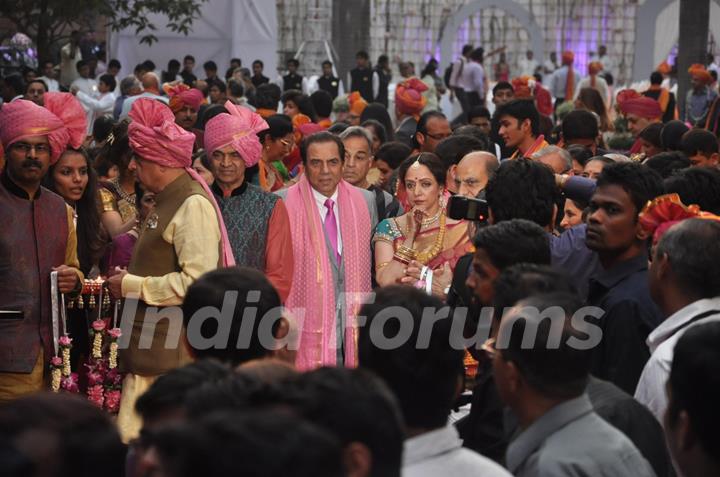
[2,33,720,477]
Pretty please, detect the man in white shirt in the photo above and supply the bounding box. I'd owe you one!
[518,50,539,77]
[73,74,117,134]
[358,286,512,477]
[590,45,617,82]
[70,60,98,98]
[543,52,558,75]
[459,48,487,108]
[59,31,83,89]
[37,60,60,92]
[635,218,720,423]
[449,44,474,120]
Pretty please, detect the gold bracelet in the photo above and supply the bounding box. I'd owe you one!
[393,253,411,265]
[376,261,391,270]
[396,245,417,259]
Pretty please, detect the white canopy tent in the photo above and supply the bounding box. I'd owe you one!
[108,0,277,83]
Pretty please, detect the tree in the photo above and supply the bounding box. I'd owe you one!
[677,0,710,119]
[0,0,207,62]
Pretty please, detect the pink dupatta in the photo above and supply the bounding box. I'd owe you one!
[285,176,372,370]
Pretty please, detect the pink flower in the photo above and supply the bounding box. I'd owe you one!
[104,390,121,412]
[87,372,103,386]
[88,384,104,408]
[92,319,106,332]
[50,356,63,366]
[107,328,122,339]
[61,374,79,393]
[59,336,72,347]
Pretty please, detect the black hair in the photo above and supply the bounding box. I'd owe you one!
[149,411,344,477]
[356,50,370,60]
[168,59,180,70]
[282,368,404,477]
[496,99,540,136]
[566,145,594,167]
[596,162,664,215]
[468,105,491,121]
[75,59,88,71]
[92,115,115,143]
[184,55,195,63]
[486,158,557,228]
[664,166,720,214]
[461,44,474,56]
[661,120,690,151]
[25,78,47,93]
[399,152,446,187]
[287,58,300,67]
[668,321,720,459]
[227,78,244,97]
[434,135,487,170]
[321,60,332,68]
[281,90,317,122]
[360,102,395,141]
[470,47,484,62]
[361,119,387,146]
[498,292,591,399]
[358,286,463,430]
[492,264,577,314]
[310,90,333,118]
[133,63,146,74]
[681,128,719,157]
[135,360,232,421]
[644,151,690,179]
[639,122,663,148]
[655,218,720,298]
[562,109,599,141]
[415,110,448,148]
[0,393,125,477]
[142,59,156,71]
[327,122,349,134]
[258,114,293,144]
[451,125,493,151]
[100,119,132,178]
[420,58,438,78]
[3,73,25,96]
[182,267,283,366]
[252,59,264,68]
[472,219,551,270]
[209,79,227,94]
[300,131,345,165]
[650,71,663,85]
[203,60,218,72]
[253,83,281,110]
[374,141,412,170]
[230,57,242,67]
[197,104,229,130]
[43,148,104,275]
[492,81,513,96]
[377,54,389,65]
[98,73,116,91]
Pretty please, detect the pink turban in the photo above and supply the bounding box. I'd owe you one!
[164,83,205,113]
[128,97,195,167]
[127,97,236,267]
[204,100,268,167]
[620,96,662,119]
[0,99,67,164]
[395,78,428,117]
[43,92,87,151]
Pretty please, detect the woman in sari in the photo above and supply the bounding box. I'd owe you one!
[249,114,294,192]
[374,153,473,296]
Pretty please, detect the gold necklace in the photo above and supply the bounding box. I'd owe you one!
[415,211,447,264]
[420,208,441,226]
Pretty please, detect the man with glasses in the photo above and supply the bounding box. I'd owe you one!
[0,99,83,401]
[205,103,294,302]
[415,111,452,154]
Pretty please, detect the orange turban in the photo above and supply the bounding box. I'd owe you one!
[511,76,533,98]
[561,51,574,65]
[588,61,603,75]
[395,78,428,117]
[657,61,671,75]
[639,193,720,246]
[348,91,368,116]
[164,83,205,114]
[689,63,712,84]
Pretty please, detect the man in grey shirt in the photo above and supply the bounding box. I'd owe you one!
[493,293,656,477]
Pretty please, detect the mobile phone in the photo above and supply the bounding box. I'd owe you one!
[447,195,489,222]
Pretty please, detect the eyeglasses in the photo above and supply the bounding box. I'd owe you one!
[279,138,295,149]
[11,142,51,154]
[424,132,452,141]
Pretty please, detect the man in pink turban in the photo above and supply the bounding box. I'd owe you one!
[619,95,662,154]
[164,83,205,132]
[0,99,83,400]
[105,97,234,441]
[394,78,428,149]
[204,100,294,302]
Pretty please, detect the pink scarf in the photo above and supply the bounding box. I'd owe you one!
[285,176,372,370]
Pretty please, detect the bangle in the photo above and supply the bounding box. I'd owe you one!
[425,270,434,295]
[393,253,411,265]
[376,261,391,270]
[396,245,417,260]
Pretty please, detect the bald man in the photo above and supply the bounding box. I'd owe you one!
[119,72,169,119]
[454,151,499,199]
